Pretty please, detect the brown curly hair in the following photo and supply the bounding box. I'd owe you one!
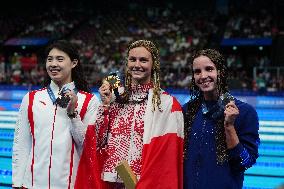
[184,49,229,164]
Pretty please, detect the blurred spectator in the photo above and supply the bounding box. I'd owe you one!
[0,1,282,93]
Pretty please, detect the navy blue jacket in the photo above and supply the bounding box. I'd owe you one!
[183,99,259,189]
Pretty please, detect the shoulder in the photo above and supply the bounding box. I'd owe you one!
[26,87,47,98]
[30,87,47,94]
[78,91,97,101]
[235,98,256,112]
[160,90,173,99]
[21,88,47,106]
[78,91,100,104]
[235,98,258,118]
[158,90,182,112]
[160,90,178,103]
[78,90,94,97]
[182,98,199,113]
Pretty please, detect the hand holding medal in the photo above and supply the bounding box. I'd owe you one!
[65,89,78,118]
[104,73,121,92]
[99,72,122,107]
[56,88,71,108]
[54,85,79,118]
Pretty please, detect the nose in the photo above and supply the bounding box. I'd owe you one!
[200,70,207,79]
[134,60,141,67]
[48,59,58,67]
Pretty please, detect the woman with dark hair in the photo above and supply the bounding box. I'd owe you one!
[75,39,184,189]
[42,40,91,92]
[12,40,100,189]
[183,49,260,189]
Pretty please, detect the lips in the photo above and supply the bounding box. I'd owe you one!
[197,78,214,87]
[132,68,144,71]
[48,67,61,76]
[200,81,211,87]
[131,69,144,74]
[49,68,61,73]
[198,79,212,84]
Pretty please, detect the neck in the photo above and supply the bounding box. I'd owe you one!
[203,91,218,101]
[53,80,72,89]
[132,79,151,85]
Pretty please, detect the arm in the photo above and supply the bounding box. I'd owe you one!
[69,81,111,148]
[224,101,240,149]
[225,102,260,171]
[12,94,32,187]
[69,95,100,147]
[95,81,112,148]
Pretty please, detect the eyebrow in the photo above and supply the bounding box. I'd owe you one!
[129,56,149,59]
[205,65,215,69]
[193,65,215,69]
[193,65,215,71]
[47,55,65,59]
[129,56,150,60]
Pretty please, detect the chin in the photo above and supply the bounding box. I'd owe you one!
[131,74,142,78]
[200,87,215,93]
[132,76,143,81]
[51,77,63,83]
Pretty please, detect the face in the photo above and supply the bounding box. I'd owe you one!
[127,46,153,85]
[46,48,77,87]
[192,55,218,100]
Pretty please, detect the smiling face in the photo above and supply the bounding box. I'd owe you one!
[193,55,218,100]
[46,48,77,88]
[127,46,153,85]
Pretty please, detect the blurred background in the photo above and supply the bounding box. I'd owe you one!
[0,0,283,188]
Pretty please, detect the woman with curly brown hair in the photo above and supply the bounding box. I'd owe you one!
[183,49,260,189]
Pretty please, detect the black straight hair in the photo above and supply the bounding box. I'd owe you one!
[43,40,91,93]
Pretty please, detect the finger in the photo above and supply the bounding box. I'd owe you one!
[225,104,237,110]
[226,105,238,111]
[102,79,109,85]
[226,101,237,108]
[101,82,110,88]
[100,85,110,93]
[224,109,239,118]
[100,91,109,97]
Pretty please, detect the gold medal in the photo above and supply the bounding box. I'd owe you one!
[104,74,121,91]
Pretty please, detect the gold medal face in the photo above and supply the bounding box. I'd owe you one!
[104,75,121,90]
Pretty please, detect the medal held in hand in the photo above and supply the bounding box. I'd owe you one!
[103,71,122,98]
[103,71,129,103]
[104,72,121,91]
[56,89,71,108]
[211,92,234,119]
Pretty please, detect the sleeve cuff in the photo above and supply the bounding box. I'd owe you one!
[70,116,82,123]
[228,142,244,158]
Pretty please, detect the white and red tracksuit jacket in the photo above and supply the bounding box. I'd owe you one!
[12,81,100,189]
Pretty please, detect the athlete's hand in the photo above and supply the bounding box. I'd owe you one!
[224,101,239,127]
[99,81,112,106]
[66,90,78,114]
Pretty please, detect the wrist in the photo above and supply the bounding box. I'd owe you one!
[225,123,234,127]
[224,120,235,127]
[67,110,78,119]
